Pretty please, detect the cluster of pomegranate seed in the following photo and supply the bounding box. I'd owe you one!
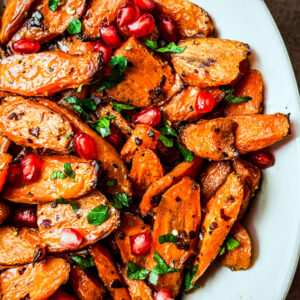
[130,232,152,255]
[195,91,215,114]
[60,228,83,248]
[247,150,275,169]
[132,107,161,127]
[12,38,40,54]
[13,207,38,227]
[74,133,97,160]
[154,289,174,300]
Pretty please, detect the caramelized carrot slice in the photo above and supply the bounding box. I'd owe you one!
[0,52,101,97]
[140,157,203,215]
[0,135,11,154]
[39,98,132,195]
[192,172,244,283]
[225,70,264,116]
[0,96,73,152]
[9,0,86,45]
[70,265,106,300]
[0,200,10,225]
[0,153,12,192]
[172,37,249,88]
[90,243,131,300]
[37,191,119,252]
[228,113,290,154]
[0,257,70,300]
[48,289,77,300]
[0,0,36,44]
[180,118,239,161]
[121,125,161,163]
[220,223,252,270]
[3,155,98,204]
[130,149,164,197]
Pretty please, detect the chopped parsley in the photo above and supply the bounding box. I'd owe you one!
[52,197,79,213]
[64,162,75,179]
[158,111,178,148]
[67,18,82,34]
[48,0,63,11]
[184,265,199,291]
[159,234,179,244]
[64,96,97,120]
[69,254,95,270]
[127,262,149,280]
[176,141,194,162]
[109,193,131,210]
[50,171,66,180]
[219,235,240,256]
[87,205,110,226]
[92,115,116,138]
[220,85,252,104]
[145,40,186,54]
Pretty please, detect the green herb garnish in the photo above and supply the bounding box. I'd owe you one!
[159,234,179,244]
[87,205,110,226]
[48,0,63,11]
[50,171,66,180]
[176,141,194,162]
[109,193,131,210]
[92,115,116,138]
[64,96,96,120]
[69,255,95,270]
[219,235,240,256]
[64,134,71,139]
[184,265,199,291]
[145,40,186,54]
[158,111,178,148]
[220,85,252,104]
[127,262,149,280]
[64,162,75,179]
[67,18,82,34]
[52,197,79,212]
[113,102,136,112]
[77,79,101,93]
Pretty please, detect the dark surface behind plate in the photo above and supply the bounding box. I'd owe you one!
[264,1,300,299]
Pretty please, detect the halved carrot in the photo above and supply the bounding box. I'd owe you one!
[0,96,73,152]
[0,200,10,225]
[140,157,203,215]
[0,153,12,192]
[228,113,290,154]
[225,70,264,116]
[192,172,244,283]
[0,52,101,97]
[0,257,70,300]
[180,118,239,161]
[90,243,131,300]
[220,222,252,270]
[37,191,119,252]
[3,155,98,204]
[130,149,164,197]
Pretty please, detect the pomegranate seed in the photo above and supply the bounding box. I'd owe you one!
[105,125,124,151]
[127,13,155,38]
[130,232,152,255]
[74,133,97,160]
[100,25,122,48]
[247,151,275,169]
[117,2,141,27]
[60,228,83,248]
[195,91,215,114]
[155,289,174,300]
[20,154,42,184]
[132,107,161,127]
[159,18,178,42]
[94,42,112,65]
[12,39,40,54]
[134,0,155,12]
[13,207,37,227]
[7,162,22,183]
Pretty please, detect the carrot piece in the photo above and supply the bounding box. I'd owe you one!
[130,149,164,197]
[220,223,252,270]
[0,153,12,192]
[3,155,98,204]
[192,172,244,283]
[172,37,249,88]
[0,96,73,152]
[225,70,264,116]
[140,157,203,215]
[0,200,10,225]
[0,135,11,154]
[228,113,290,154]
[70,265,106,300]
[0,52,101,97]
[48,289,77,300]
[0,257,70,300]
[90,243,131,300]
[121,124,161,163]
[179,118,239,161]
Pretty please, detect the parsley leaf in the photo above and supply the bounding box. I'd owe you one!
[52,197,79,213]
[77,79,100,93]
[149,252,180,285]
[96,56,128,91]
[64,96,96,120]
[64,162,75,179]
[69,255,95,270]
[87,205,110,226]
[67,18,82,34]
[50,171,66,180]
[145,40,186,54]
[184,265,199,291]
[219,235,240,256]
[176,141,194,162]
[220,85,252,104]
[127,262,149,280]
[92,115,116,138]
[113,102,136,112]
[64,134,71,139]
[159,135,173,148]
[48,0,63,11]
[158,111,178,148]
[159,234,179,244]
[109,193,131,209]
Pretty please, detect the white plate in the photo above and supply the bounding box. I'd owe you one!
[0,0,300,299]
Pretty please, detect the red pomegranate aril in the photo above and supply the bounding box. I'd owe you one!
[7,162,22,183]
[74,133,97,160]
[195,91,215,114]
[130,232,152,255]
[247,151,275,169]
[100,25,122,48]
[117,2,141,27]
[13,207,37,227]
[105,125,124,151]
[132,107,161,127]
[20,154,42,184]
[159,18,178,42]
[134,0,155,12]
[12,38,40,54]
[155,289,174,300]
[127,13,155,38]
[60,228,83,248]
[94,42,112,65]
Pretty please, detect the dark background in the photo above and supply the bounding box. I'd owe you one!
[264,1,300,299]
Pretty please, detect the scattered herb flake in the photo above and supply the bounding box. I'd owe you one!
[145,40,186,53]
[176,141,194,162]
[113,102,136,112]
[77,79,100,93]
[219,235,240,256]
[184,265,199,291]
[64,134,71,139]
[52,197,79,212]
[64,162,75,179]
[87,205,110,226]
[159,234,179,244]
[67,18,82,34]
[92,115,116,138]
[50,171,66,180]
[127,262,149,280]
[48,0,63,11]
[220,85,252,104]
[109,193,131,209]
[69,254,95,270]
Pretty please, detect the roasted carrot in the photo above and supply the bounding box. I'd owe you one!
[0,199,10,225]
[0,135,11,154]
[0,153,12,192]
[48,289,77,300]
